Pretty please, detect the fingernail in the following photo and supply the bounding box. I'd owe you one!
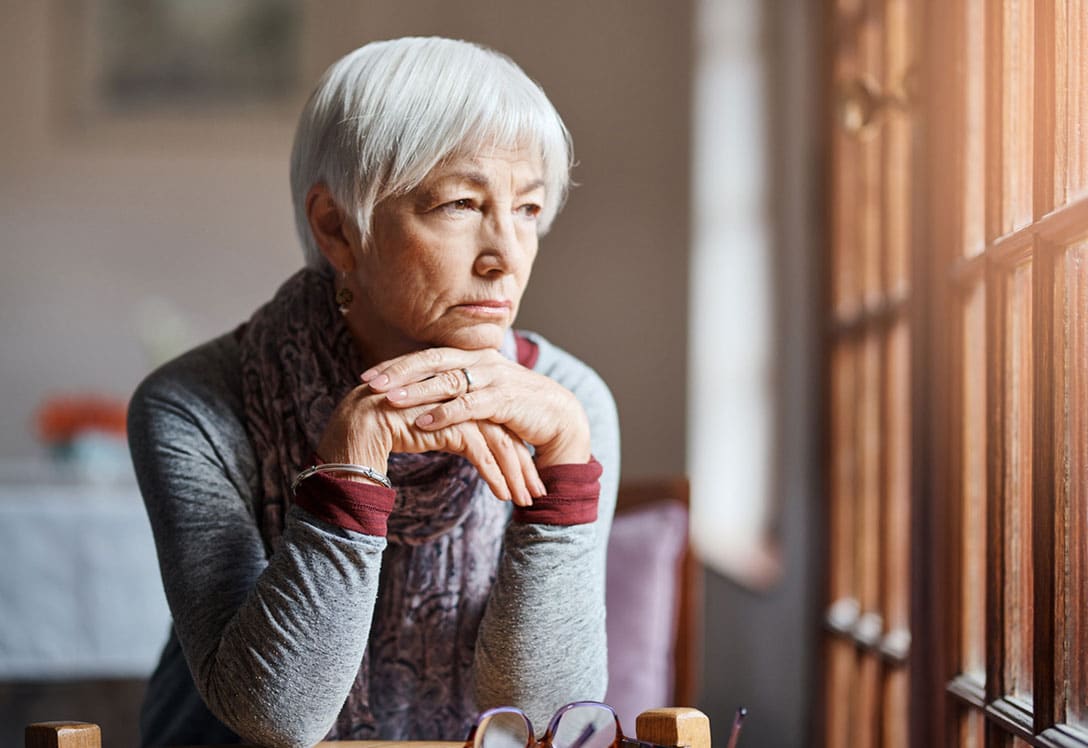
[387,388,408,402]
[371,374,390,389]
[415,413,434,427]
[361,368,377,382]
[533,478,547,497]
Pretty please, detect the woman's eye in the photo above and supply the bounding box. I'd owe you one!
[518,203,542,219]
[442,198,476,212]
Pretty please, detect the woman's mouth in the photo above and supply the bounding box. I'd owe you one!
[453,300,512,317]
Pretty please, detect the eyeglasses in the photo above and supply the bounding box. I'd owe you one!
[463,701,679,748]
[465,702,747,748]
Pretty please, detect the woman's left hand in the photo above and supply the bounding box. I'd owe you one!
[361,347,592,469]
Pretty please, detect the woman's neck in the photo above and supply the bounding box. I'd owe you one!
[342,315,425,371]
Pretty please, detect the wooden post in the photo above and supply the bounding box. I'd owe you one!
[635,707,711,748]
[25,722,101,748]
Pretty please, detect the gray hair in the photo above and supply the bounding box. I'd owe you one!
[290,37,574,268]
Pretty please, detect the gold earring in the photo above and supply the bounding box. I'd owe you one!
[336,273,353,315]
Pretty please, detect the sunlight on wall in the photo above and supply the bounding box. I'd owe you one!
[688,0,779,587]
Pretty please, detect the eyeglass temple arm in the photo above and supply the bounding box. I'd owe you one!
[632,707,711,748]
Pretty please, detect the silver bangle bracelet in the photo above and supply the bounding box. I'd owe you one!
[291,463,393,493]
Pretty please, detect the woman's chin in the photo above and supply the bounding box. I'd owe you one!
[434,323,509,351]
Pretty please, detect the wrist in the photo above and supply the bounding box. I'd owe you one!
[315,417,391,479]
[314,447,389,480]
[534,415,591,468]
[298,461,392,489]
[293,469,396,536]
[535,443,592,468]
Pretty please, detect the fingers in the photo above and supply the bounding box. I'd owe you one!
[479,423,543,506]
[382,402,538,504]
[384,367,473,407]
[414,388,504,430]
[454,423,512,503]
[363,347,498,392]
[514,433,546,499]
[447,423,538,506]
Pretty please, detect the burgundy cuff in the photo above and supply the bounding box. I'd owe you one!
[293,470,396,537]
[513,457,602,526]
[515,332,540,368]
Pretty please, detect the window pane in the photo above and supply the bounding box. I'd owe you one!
[884,0,911,292]
[992,0,1035,235]
[854,656,881,748]
[831,341,860,604]
[858,335,882,622]
[1001,261,1034,701]
[956,707,985,748]
[961,283,987,678]
[831,10,865,317]
[963,0,986,256]
[855,335,882,748]
[832,127,863,316]
[859,6,884,303]
[881,321,910,748]
[883,321,910,632]
[1055,1,1088,205]
[827,340,863,748]
[825,638,857,748]
[882,666,909,748]
[1058,244,1088,728]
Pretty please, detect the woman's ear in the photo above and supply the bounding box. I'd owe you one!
[305,184,359,272]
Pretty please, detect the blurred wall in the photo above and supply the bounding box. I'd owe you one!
[0,2,824,746]
[694,1,821,746]
[0,0,692,482]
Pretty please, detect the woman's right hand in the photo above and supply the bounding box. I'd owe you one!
[315,384,543,505]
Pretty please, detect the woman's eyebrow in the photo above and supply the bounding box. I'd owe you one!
[517,178,546,196]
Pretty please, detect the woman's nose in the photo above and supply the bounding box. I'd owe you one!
[473,211,522,277]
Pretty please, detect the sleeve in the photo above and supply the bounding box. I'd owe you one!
[128,361,389,748]
[472,348,621,732]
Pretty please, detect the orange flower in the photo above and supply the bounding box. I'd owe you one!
[35,395,128,444]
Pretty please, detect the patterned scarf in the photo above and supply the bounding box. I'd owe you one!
[239,267,510,739]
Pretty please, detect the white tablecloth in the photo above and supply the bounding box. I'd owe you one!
[0,471,171,679]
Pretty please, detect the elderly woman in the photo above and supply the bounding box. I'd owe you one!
[128,36,619,748]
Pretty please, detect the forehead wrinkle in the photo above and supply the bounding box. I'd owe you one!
[435,170,491,189]
[426,171,546,198]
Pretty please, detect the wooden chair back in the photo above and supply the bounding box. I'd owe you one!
[613,476,702,706]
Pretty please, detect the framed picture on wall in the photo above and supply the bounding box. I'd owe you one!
[51,0,307,146]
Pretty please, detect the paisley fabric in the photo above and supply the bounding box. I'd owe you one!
[238,267,511,739]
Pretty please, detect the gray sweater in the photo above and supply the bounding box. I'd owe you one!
[128,330,619,747]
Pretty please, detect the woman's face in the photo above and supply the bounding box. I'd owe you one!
[346,145,546,361]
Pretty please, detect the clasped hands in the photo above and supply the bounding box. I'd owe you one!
[316,347,591,506]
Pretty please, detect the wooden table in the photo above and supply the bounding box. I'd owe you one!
[27,708,711,748]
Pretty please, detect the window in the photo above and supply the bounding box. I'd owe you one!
[823,0,915,745]
[824,0,1088,746]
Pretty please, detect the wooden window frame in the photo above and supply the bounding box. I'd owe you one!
[824,0,1088,745]
[920,0,1088,745]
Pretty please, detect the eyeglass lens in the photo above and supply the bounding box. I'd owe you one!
[476,710,533,748]
[551,704,618,748]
